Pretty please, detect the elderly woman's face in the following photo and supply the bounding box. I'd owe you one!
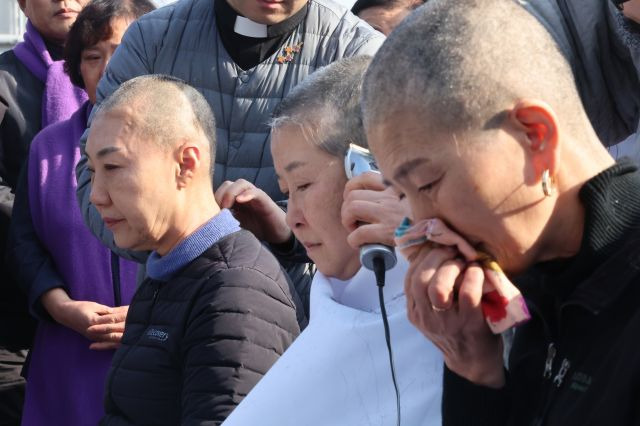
[272,125,362,280]
[19,0,88,44]
[86,109,177,252]
[80,17,131,104]
[369,113,552,275]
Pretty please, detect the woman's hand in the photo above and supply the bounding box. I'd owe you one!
[41,288,128,350]
[86,305,129,350]
[341,172,409,248]
[404,244,505,388]
[215,179,292,244]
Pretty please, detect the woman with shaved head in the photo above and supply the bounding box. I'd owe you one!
[362,0,640,424]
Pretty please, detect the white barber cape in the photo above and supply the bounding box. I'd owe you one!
[223,257,443,426]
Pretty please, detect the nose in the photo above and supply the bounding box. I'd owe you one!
[285,194,306,231]
[89,170,111,209]
[407,195,436,223]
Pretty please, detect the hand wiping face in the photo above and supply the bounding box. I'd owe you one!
[395,217,531,334]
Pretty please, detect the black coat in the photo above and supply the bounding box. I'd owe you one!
[0,48,45,348]
[443,161,640,425]
[101,230,306,425]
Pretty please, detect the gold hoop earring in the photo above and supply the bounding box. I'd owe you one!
[542,169,554,197]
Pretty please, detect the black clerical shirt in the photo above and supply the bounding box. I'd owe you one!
[215,0,308,70]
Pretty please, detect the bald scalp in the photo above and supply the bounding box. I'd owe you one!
[361,0,591,139]
[94,75,217,175]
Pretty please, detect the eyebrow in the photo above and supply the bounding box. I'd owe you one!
[393,158,430,181]
[87,146,122,160]
[284,160,307,173]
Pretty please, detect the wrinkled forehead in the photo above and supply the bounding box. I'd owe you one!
[87,107,148,155]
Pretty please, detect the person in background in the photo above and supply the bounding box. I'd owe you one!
[74,0,385,314]
[220,57,443,426]
[351,0,423,35]
[522,0,640,163]
[87,75,304,425]
[0,0,88,421]
[362,0,640,423]
[7,1,155,424]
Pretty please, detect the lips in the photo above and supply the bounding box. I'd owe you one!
[256,0,284,8]
[103,217,124,229]
[302,241,321,251]
[54,8,79,17]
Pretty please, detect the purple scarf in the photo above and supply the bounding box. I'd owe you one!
[22,103,138,426]
[13,20,87,128]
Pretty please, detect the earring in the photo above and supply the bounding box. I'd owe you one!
[542,169,554,197]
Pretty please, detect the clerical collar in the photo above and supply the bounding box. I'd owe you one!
[216,0,308,39]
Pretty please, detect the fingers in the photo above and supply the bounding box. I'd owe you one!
[457,264,486,323]
[343,172,386,195]
[87,320,126,336]
[215,179,255,209]
[341,185,406,248]
[89,341,121,351]
[346,223,396,248]
[90,310,127,326]
[341,198,385,231]
[423,218,478,261]
[405,247,458,323]
[428,259,465,311]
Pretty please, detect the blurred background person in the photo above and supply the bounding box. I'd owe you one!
[74,0,385,314]
[523,0,640,163]
[0,0,88,421]
[363,0,640,424]
[6,1,155,424]
[351,0,423,35]
[220,57,443,426]
[87,75,304,425]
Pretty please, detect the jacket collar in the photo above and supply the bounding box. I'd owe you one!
[521,159,640,314]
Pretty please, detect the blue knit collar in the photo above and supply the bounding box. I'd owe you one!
[146,209,241,281]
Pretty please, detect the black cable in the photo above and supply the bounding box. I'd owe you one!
[373,256,401,426]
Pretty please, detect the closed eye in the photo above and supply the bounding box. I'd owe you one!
[104,164,119,171]
[296,183,311,192]
[418,175,443,193]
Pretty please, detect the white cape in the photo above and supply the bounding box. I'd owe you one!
[223,258,443,426]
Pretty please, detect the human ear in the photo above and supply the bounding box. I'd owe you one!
[508,99,560,183]
[176,144,201,188]
[17,0,27,13]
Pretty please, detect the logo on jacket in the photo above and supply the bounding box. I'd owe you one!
[146,328,169,342]
[569,371,592,393]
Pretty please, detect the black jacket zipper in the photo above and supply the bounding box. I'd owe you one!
[533,342,572,426]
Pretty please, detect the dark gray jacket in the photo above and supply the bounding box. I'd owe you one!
[102,230,305,425]
[523,0,640,148]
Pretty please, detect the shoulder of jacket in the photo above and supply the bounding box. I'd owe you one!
[135,0,211,31]
[303,0,384,50]
[0,50,21,77]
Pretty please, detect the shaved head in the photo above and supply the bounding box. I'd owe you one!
[94,74,216,175]
[271,56,372,157]
[362,0,591,139]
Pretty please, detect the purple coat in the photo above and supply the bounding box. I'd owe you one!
[22,102,137,426]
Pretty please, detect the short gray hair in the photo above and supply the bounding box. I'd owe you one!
[95,75,217,175]
[362,0,589,138]
[271,56,372,158]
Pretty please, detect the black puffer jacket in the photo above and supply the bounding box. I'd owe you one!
[101,230,306,425]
